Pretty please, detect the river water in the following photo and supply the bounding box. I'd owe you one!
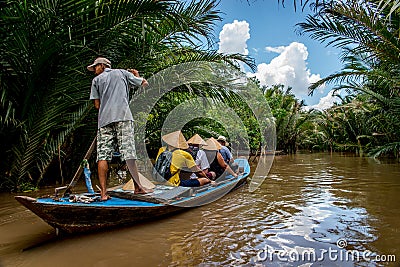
[0,153,399,266]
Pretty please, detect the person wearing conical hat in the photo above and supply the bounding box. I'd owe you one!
[162,130,189,150]
[87,57,151,200]
[187,134,212,180]
[203,138,238,179]
[156,131,213,187]
[187,134,207,146]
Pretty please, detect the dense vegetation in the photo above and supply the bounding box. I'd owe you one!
[0,0,399,191]
[0,0,253,191]
[296,0,400,157]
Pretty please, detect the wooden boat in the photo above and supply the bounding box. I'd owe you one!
[15,158,250,234]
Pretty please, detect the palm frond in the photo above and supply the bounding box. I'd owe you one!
[369,141,400,158]
[1,0,254,190]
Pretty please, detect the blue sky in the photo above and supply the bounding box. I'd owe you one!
[210,0,344,109]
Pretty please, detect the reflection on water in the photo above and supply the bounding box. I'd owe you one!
[0,153,399,266]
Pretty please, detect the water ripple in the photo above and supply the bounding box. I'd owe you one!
[166,153,399,266]
[1,153,399,267]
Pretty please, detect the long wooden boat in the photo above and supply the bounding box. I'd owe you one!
[15,158,250,234]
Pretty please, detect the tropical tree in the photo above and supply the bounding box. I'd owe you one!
[143,75,264,157]
[297,0,400,158]
[272,0,400,16]
[0,0,254,191]
[263,84,311,153]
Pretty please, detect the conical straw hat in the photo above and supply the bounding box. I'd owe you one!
[187,134,207,146]
[204,137,222,151]
[162,130,189,149]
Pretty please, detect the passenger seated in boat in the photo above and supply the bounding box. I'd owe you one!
[217,135,239,173]
[156,131,213,187]
[204,138,238,179]
[216,135,233,164]
[186,134,215,180]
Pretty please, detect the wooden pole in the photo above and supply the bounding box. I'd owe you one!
[61,137,97,197]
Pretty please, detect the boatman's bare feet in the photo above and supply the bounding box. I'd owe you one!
[101,195,112,201]
[97,186,112,201]
[134,187,154,194]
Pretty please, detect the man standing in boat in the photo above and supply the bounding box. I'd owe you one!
[88,57,151,200]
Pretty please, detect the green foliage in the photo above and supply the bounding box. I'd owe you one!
[296,0,400,158]
[263,85,309,153]
[144,82,263,157]
[0,0,254,191]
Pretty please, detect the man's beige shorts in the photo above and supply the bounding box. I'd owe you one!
[97,121,137,161]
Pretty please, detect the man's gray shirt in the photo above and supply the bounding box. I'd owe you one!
[90,68,143,128]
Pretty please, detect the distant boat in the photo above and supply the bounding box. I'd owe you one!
[15,158,250,234]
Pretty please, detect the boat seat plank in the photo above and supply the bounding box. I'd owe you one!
[152,186,193,200]
[109,185,192,204]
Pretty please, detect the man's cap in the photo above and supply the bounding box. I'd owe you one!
[162,130,189,149]
[87,57,111,71]
[217,135,227,142]
[204,137,222,151]
[187,134,207,146]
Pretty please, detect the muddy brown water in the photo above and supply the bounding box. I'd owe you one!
[0,153,399,266]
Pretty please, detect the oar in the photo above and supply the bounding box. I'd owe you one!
[59,137,97,197]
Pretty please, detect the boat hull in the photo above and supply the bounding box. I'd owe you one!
[15,195,184,233]
[15,159,250,234]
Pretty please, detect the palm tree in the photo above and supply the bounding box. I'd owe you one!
[297,0,400,158]
[263,85,310,153]
[270,0,400,16]
[0,0,254,191]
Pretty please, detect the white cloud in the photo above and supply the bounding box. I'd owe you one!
[265,46,285,53]
[304,90,341,111]
[253,42,324,97]
[218,20,250,55]
[217,22,325,102]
